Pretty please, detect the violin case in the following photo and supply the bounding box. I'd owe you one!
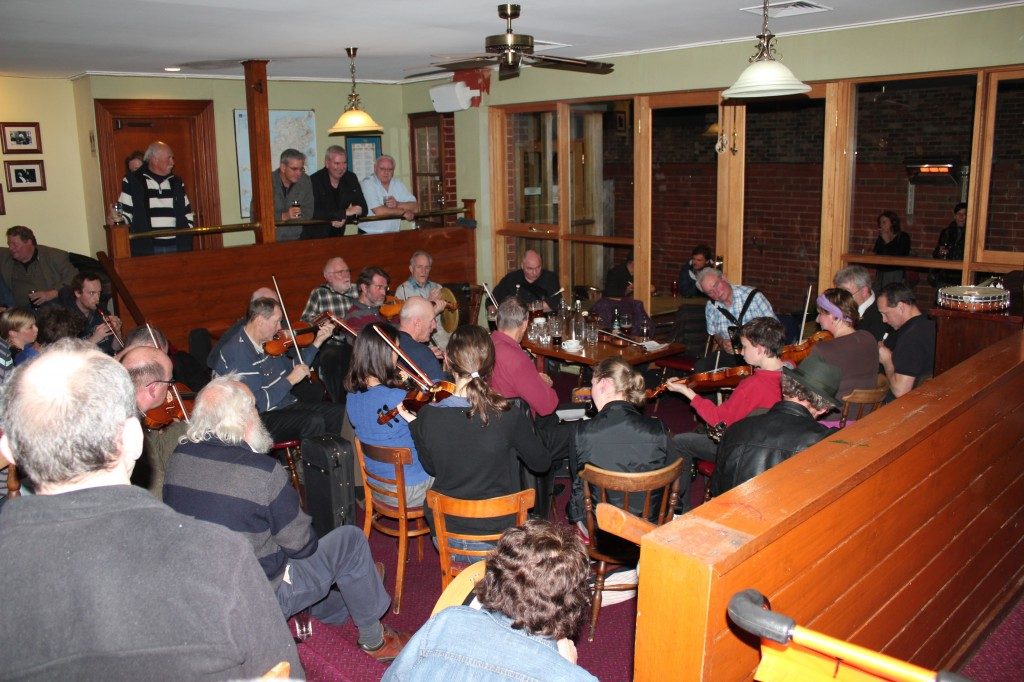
[300,434,356,537]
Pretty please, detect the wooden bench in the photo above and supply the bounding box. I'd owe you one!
[100,226,477,349]
[633,331,1024,680]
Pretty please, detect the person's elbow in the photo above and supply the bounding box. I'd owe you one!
[890,374,916,397]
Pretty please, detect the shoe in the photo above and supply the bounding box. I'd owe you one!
[375,560,386,585]
[359,624,411,664]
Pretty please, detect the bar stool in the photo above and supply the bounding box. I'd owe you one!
[271,440,304,508]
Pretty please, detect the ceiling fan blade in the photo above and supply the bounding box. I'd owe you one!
[425,55,500,73]
[526,54,614,75]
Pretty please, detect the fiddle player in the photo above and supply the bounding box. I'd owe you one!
[397,297,445,383]
[696,269,776,371]
[394,251,450,350]
[121,345,185,499]
[213,296,345,442]
[344,266,389,333]
[301,257,359,402]
[207,286,279,370]
[665,316,785,513]
[59,271,122,355]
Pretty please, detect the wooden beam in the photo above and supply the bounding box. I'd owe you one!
[634,95,652,312]
[717,102,745,281]
[819,81,856,291]
[244,60,275,244]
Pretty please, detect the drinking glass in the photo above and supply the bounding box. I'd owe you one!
[618,312,633,337]
[637,320,651,342]
[585,319,600,345]
[547,317,562,348]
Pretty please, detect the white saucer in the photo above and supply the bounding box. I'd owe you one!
[561,342,583,353]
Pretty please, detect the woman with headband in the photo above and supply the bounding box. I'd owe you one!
[804,288,879,424]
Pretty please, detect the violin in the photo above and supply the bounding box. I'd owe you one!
[778,330,833,365]
[143,383,194,430]
[674,365,755,392]
[263,329,316,356]
[379,295,404,319]
[376,380,457,425]
[571,384,667,404]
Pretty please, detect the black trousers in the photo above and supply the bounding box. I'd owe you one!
[261,400,346,443]
[313,341,352,404]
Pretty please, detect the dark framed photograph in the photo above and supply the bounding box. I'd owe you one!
[1,122,42,154]
[5,160,46,192]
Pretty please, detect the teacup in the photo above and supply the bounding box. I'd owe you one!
[561,340,583,353]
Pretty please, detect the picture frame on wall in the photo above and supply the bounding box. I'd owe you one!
[345,136,382,184]
[0,184,5,215]
[1,122,42,154]
[5,160,46,192]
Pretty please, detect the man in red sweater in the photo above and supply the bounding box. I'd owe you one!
[666,316,785,512]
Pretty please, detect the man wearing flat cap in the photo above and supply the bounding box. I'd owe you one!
[711,355,841,496]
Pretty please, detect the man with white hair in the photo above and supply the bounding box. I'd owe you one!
[395,250,450,349]
[117,140,195,256]
[696,268,776,371]
[164,376,410,664]
[833,264,889,341]
[0,340,298,678]
[359,154,418,234]
[397,296,444,382]
[302,256,359,401]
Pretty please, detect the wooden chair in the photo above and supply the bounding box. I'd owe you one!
[260,661,290,678]
[839,374,889,428]
[579,459,684,641]
[6,462,21,499]
[430,560,487,617]
[270,439,303,508]
[426,488,535,590]
[353,437,431,614]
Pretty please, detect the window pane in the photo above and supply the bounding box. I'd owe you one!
[569,101,633,238]
[569,242,633,303]
[415,175,443,212]
[651,105,719,294]
[508,111,558,224]
[985,77,1024,253]
[851,76,976,291]
[414,125,440,174]
[742,98,825,314]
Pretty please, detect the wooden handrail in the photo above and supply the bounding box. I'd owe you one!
[841,253,964,271]
[96,250,148,327]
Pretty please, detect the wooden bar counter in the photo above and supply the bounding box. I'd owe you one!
[633,331,1024,680]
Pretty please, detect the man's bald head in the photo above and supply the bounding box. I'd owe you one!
[250,287,278,302]
[398,296,435,342]
[521,250,542,283]
[0,339,139,489]
[121,345,173,391]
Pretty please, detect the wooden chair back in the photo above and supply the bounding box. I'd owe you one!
[352,437,430,614]
[426,488,535,589]
[430,560,487,617]
[578,459,684,549]
[260,661,290,678]
[839,374,889,428]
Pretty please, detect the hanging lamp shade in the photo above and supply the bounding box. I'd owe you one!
[722,0,809,99]
[328,47,384,135]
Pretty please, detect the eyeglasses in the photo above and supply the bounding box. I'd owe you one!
[146,379,176,388]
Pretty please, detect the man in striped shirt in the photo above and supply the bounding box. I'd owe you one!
[118,141,194,257]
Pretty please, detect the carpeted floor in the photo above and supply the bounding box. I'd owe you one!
[295,370,697,681]
[961,594,1024,681]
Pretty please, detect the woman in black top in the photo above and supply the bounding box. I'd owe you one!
[872,210,911,289]
[402,325,550,541]
[568,357,674,526]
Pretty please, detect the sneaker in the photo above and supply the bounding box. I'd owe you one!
[358,624,411,664]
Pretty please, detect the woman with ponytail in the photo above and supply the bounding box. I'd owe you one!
[401,325,550,544]
[567,357,674,528]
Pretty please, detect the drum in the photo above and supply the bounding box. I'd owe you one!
[439,287,460,333]
[937,285,1010,312]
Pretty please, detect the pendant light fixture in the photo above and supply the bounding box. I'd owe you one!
[328,47,383,135]
[722,0,810,99]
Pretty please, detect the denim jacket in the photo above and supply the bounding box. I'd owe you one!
[383,606,597,681]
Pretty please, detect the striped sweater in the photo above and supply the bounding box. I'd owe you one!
[163,438,317,585]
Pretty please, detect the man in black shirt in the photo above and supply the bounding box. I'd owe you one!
[491,249,562,312]
[876,281,935,401]
[307,145,368,240]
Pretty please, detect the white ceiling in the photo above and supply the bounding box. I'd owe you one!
[0,1,1020,82]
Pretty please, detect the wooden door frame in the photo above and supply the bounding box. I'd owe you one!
[94,99,222,248]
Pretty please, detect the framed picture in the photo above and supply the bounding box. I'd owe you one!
[1,122,42,154]
[5,160,46,192]
[345,136,382,183]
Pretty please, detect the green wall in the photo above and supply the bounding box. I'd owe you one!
[0,5,1020,276]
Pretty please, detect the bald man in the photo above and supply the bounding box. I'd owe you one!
[302,256,359,402]
[491,249,562,312]
[117,140,195,257]
[397,296,444,382]
[0,340,299,678]
[122,345,187,499]
[207,286,282,371]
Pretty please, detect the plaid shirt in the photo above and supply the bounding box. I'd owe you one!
[301,283,358,338]
[705,284,776,339]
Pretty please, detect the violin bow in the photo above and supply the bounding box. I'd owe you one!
[370,324,433,390]
[145,322,189,424]
[318,311,358,339]
[99,309,124,348]
[271,275,301,368]
[481,282,499,309]
[798,284,813,344]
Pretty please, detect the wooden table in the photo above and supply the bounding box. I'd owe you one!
[521,338,686,371]
[649,294,705,318]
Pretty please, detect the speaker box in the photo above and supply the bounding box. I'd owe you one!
[429,82,480,113]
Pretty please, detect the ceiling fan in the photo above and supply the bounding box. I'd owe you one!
[416,4,614,81]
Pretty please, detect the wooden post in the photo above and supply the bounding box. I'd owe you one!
[104,223,132,260]
[243,60,275,244]
[461,198,476,222]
